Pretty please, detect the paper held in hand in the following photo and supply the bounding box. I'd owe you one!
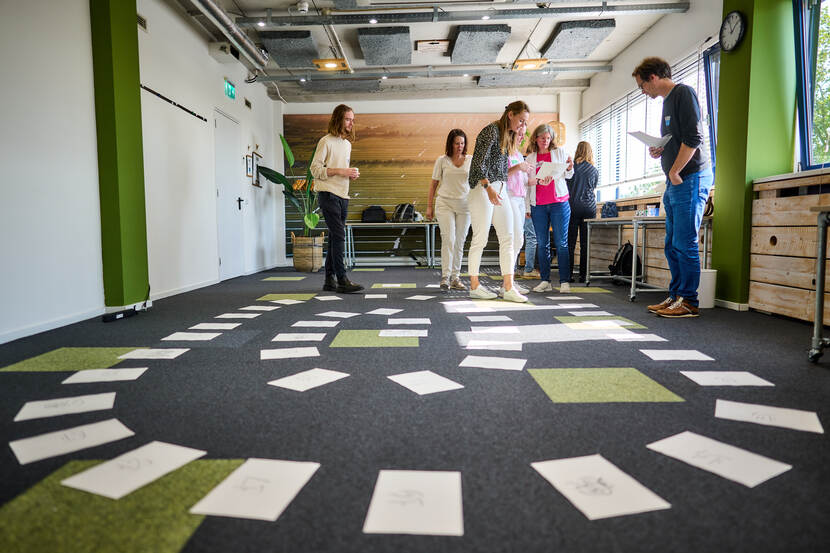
[535,161,567,181]
[628,131,672,148]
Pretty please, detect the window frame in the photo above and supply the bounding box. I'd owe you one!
[793,0,830,170]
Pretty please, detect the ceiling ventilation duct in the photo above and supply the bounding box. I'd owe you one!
[300,80,381,93]
[358,26,412,66]
[190,0,268,69]
[477,72,557,88]
[451,25,511,64]
[541,19,616,59]
[260,30,318,68]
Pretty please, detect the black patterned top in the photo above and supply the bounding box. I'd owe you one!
[468,122,509,188]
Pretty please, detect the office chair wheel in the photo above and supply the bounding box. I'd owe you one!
[808,349,822,363]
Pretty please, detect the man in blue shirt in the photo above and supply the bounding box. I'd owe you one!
[633,57,714,318]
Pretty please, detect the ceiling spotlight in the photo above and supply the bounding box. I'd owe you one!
[512,58,548,71]
[369,18,378,24]
[463,73,469,77]
[299,77,306,82]
[481,15,490,20]
[313,58,348,71]
[257,20,265,27]
[381,75,388,80]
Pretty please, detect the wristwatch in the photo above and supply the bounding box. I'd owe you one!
[481,181,489,189]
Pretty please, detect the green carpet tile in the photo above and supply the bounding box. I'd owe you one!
[0,347,142,373]
[256,293,317,301]
[0,459,244,553]
[528,367,684,403]
[329,330,419,348]
[563,286,611,293]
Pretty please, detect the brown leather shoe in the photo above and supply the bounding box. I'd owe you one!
[657,297,699,318]
[336,277,364,294]
[323,275,338,292]
[647,296,675,313]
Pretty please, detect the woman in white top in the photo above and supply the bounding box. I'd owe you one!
[427,129,472,291]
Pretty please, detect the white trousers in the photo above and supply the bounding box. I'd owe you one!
[467,182,515,276]
[507,193,526,270]
[435,195,471,278]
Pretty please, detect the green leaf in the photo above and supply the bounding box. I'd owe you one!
[305,145,317,204]
[304,213,320,230]
[279,134,295,170]
[257,166,303,214]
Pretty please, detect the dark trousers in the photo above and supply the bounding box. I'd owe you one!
[568,207,592,280]
[318,191,349,280]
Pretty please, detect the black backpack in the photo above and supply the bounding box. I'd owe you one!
[361,205,386,223]
[392,203,415,222]
[601,201,618,218]
[608,241,642,277]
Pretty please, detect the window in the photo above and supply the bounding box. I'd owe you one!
[794,0,830,169]
[580,49,719,201]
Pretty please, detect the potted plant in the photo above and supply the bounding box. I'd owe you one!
[258,136,323,272]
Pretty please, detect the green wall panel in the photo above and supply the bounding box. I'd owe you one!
[712,0,796,303]
[90,0,149,306]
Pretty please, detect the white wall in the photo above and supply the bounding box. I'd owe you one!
[0,0,105,344]
[581,0,723,120]
[138,0,286,301]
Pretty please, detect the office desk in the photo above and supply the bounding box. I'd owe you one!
[585,216,711,301]
[809,205,830,362]
[345,222,436,269]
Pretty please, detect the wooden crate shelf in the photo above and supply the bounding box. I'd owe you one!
[750,168,830,322]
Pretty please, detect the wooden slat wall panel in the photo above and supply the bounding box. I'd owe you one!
[749,254,827,290]
[749,281,830,323]
[750,226,827,258]
[752,194,830,227]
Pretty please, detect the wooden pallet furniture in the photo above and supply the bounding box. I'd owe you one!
[751,169,830,323]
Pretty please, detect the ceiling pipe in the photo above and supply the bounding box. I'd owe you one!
[236,2,689,27]
[254,62,612,82]
[190,0,269,69]
[325,24,355,74]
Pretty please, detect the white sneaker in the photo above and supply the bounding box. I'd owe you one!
[503,288,528,303]
[498,286,505,298]
[470,286,497,300]
[533,281,553,293]
[514,282,529,294]
[559,282,571,293]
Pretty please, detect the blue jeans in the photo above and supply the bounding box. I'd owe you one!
[531,201,571,283]
[662,168,714,306]
[522,216,537,272]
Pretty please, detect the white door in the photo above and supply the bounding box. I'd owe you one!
[214,110,244,280]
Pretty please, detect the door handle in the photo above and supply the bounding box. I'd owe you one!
[237,197,243,210]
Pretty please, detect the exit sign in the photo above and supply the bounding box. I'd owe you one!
[224,79,236,100]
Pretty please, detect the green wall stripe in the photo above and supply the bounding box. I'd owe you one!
[90,0,149,306]
[712,0,796,303]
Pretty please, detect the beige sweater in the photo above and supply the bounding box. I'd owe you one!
[310,134,352,199]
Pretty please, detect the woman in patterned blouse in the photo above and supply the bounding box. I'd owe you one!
[466,101,530,303]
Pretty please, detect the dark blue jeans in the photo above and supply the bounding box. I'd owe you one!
[318,191,349,280]
[531,201,571,284]
[662,168,714,306]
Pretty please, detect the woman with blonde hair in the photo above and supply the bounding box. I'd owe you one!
[466,101,530,302]
[566,140,599,282]
[524,123,574,292]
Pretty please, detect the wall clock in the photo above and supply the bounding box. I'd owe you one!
[720,10,746,52]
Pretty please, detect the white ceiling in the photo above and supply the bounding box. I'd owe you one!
[181,0,687,101]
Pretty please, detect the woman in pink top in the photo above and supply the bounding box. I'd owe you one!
[505,150,530,296]
[524,124,574,293]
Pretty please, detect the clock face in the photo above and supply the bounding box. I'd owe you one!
[720,11,745,52]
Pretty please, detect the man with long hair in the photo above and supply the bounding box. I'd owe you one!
[310,104,363,293]
[633,57,713,317]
